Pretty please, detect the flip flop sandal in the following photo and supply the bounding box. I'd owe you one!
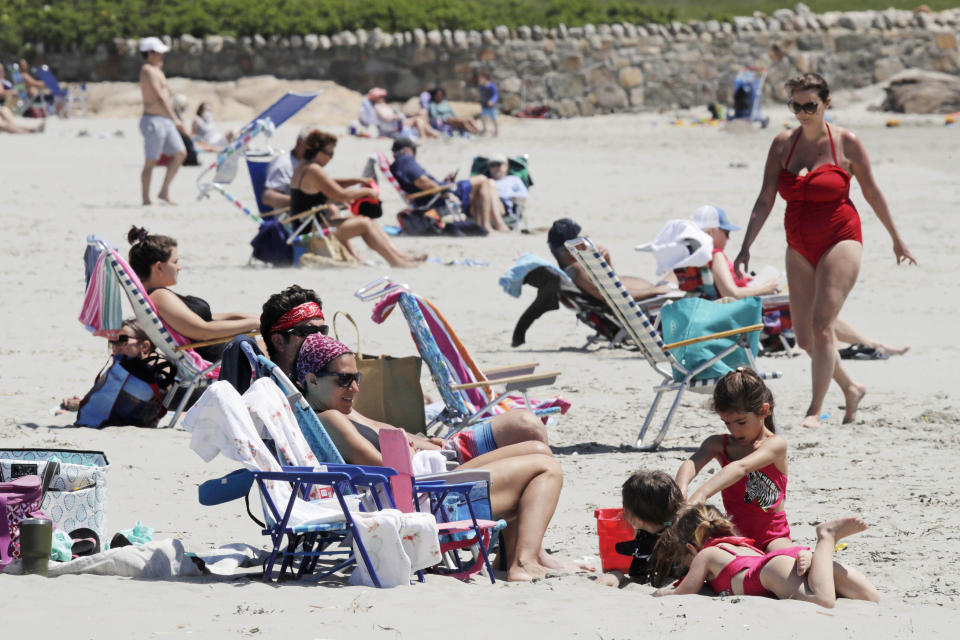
[839,343,888,360]
[69,528,101,557]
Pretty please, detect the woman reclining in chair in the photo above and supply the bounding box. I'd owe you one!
[291,131,427,268]
[128,226,261,361]
[296,332,591,581]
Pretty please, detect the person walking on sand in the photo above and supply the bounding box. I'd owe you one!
[139,37,187,205]
[734,73,916,429]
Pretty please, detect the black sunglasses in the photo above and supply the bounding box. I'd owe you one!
[788,100,820,115]
[314,371,362,388]
[282,324,330,338]
[108,335,138,345]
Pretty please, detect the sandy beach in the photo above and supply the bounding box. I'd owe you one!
[2,80,959,638]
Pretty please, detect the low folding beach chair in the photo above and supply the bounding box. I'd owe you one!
[185,379,407,585]
[196,91,321,224]
[566,237,782,451]
[82,236,242,428]
[357,277,568,436]
[727,66,770,128]
[471,154,533,231]
[371,151,456,212]
[32,65,85,117]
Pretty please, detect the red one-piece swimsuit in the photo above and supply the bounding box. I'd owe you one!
[777,123,863,267]
[719,435,791,548]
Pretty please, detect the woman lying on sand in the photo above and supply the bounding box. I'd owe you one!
[296,333,590,582]
[128,226,260,361]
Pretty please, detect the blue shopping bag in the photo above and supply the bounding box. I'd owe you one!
[660,297,762,382]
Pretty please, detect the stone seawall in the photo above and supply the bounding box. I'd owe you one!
[19,5,960,115]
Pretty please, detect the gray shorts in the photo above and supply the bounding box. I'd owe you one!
[140,114,185,161]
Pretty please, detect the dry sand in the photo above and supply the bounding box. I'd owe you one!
[2,79,959,638]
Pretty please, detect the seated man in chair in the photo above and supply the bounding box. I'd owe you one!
[260,285,553,462]
[389,137,510,232]
[548,218,673,302]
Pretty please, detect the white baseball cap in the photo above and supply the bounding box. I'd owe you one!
[691,205,740,232]
[139,37,170,54]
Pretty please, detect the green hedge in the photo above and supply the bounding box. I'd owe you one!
[0,0,675,52]
[1,1,956,53]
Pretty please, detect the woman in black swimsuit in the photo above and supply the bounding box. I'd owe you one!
[291,130,426,268]
[128,226,260,361]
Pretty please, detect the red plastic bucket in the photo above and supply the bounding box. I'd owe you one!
[594,508,635,572]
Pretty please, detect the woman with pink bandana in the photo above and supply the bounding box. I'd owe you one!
[297,332,591,582]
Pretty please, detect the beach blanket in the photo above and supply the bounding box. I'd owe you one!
[1,538,204,578]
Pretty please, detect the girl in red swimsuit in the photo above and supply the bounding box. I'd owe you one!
[734,72,916,429]
[651,504,879,607]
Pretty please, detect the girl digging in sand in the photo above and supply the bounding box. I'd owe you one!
[597,470,684,587]
[651,504,879,607]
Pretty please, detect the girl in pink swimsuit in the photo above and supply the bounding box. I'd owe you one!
[651,504,879,607]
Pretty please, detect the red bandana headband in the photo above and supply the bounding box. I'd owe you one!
[271,302,324,335]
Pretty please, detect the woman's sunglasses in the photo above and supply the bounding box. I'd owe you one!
[314,371,362,388]
[282,324,330,338]
[108,335,139,346]
[787,100,820,115]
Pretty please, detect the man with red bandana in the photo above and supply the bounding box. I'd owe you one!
[260,285,552,460]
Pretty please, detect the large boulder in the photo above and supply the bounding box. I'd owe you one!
[881,69,960,113]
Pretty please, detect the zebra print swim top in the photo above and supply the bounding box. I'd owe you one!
[719,434,788,543]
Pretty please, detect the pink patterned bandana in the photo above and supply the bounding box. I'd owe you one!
[296,334,352,385]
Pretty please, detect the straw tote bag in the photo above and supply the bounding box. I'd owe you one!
[333,312,426,434]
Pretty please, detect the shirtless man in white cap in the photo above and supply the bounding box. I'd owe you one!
[139,37,187,205]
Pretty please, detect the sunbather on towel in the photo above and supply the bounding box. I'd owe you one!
[295,332,591,581]
[259,284,552,455]
[127,226,260,361]
[390,137,509,232]
[548,218,673,301]
[691,205,909,358]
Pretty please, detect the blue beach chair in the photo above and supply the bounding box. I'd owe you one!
[728,67,770,128]
[32,65,85,117]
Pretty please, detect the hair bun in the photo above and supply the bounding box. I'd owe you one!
[127,225,149,245]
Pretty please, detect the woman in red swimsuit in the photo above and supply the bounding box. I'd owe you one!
[734,73,916,429]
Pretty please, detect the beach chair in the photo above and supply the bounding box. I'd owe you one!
[209,351,497,582]
[32,65,85,117]
[565,237,782,451]
[357,277,568,436]
[727,67,770,128]
[371,151,455,212]
[380,428,497,583]
[196,91,321,224]
[470,154,533,230]
[185,379,421,585]
[639,219,795,354]
[83,237,237,428]
[245,155,356,267]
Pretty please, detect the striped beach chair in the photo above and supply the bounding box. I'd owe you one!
[565,237,782,451]
[357,278,567,436]
[84,237,220,428]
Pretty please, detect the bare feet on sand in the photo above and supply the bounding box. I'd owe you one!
[797,549,813,575]
[816,515,868,544]
[843,383,867,423]
[801,414,823,429]
[158,193,177,205]
[507,559,550,582]
[876,343,910,356]
[538,549,595,574]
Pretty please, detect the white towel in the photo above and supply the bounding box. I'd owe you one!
[349,509,441,588]
[645,219,714,275]
[412,450,448,476]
